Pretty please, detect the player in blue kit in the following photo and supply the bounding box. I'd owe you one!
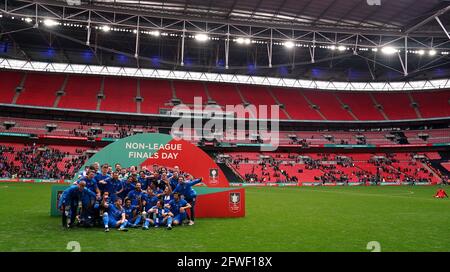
[149,182,164,197]
[119,176,135,200]
[142,200,173,230]
[167,192,191,226]
[109,171,124,202]
[123,198,142,228]
[96,163,111,194]
[76,170,101,198]
[173,176,203,225]
[96,191,113,211]
[142,187,159,212]
[168,170,180,191]
[58,181,97,228]
[162,186,173,205]
[127,182,144,207]
[101,197,129,232]
[137,171,149,190]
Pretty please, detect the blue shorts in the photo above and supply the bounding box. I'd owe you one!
[129,216,140,224]
[173,213,186,223]
[154,217,168,226]
[107,217,119,227]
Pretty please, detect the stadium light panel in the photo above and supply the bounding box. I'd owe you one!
[24,18,33,23]
[417,50,425,55]
[337,45,346,51]
[101,25,111,32]
[149,30,160,37]
[381,46,397,55]
[43,19,58,27]
[236,37,251,45]
[284,41,295,49]
[195,33,209,42]
[429,49,437,56]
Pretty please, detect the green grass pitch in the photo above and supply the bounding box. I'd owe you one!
[0,183,448,252]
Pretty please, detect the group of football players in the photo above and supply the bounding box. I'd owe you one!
[58,162,203,232]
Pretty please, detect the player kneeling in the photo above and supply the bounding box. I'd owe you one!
[142,200,174,230]
[168,192,192,227]
[102,198,129,232]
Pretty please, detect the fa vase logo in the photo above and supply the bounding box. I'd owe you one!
[229,192,241,213]
[209,168,219,185]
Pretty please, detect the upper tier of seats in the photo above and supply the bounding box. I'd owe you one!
[1,116,449,145]
[1,70,449,121]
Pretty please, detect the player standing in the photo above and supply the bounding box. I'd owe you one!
[173,176,202,225]
[58,181,97,228]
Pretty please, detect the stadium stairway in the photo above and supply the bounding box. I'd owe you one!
[136,78,141,113]
[430,151,450,177]
[368,93,389,120]
[420,161,442,183]
[267,87,292,120]
[53,75,69,108]
[11,72,27,105]
[299,91,327,120]
[96,77,105,111]
[217,161,245,183]
[235,85,247,105]
[203,82,212,102]
[333,92,359,121]
[407,92,423,119]
[170,80,177,100]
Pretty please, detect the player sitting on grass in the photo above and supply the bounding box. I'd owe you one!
[143,199,174,230]
[58,181,97,229]
[168,192,191,226]
[173,175,202,225]
[123,198,142,228]
[434,188,448,199]
[102,197,129,232]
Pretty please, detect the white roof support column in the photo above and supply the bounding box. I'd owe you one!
[134,16,140,59]
[225,25,230,70]
[435,16,450,41]
[180,21,186,66]
[86,10,91,46]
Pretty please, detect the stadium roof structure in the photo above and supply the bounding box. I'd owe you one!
[1,0,450,82]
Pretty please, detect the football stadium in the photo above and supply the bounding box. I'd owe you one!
[0,0,449,254]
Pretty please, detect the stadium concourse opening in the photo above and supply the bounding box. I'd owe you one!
[0,0,449,254]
